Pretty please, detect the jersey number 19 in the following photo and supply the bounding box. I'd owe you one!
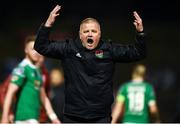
[128,92,144,113]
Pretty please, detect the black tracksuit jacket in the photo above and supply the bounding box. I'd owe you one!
[34,25,146,119]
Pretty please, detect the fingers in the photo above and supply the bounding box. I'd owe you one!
[133,11,144,32]
[133,11,141,20]
[133,11,142,23]
[51,5,61,16]
[45,5,61,27]
[133,22,137,26]
[134,20,140,24]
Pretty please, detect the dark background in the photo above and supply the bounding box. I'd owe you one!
[0,0,180,122]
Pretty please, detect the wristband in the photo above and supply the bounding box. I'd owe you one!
[49,113,58,121]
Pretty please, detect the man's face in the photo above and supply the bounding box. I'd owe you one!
[79,21,101,50]
[25,41,41,63]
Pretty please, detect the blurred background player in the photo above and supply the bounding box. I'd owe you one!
[1,35,60,123]
[111,64,160,123]
[0,49,51,123]
[49,68,65,121]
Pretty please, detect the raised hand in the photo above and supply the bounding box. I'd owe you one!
[133,11,143,32]
[45,5,61,27]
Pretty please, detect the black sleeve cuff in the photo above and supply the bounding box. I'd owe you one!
[136,30,145,36]
[40,23,52,30]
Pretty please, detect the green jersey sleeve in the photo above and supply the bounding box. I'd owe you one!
[147,84,156,106]
[11,66,26,87]
[117,84,126,102]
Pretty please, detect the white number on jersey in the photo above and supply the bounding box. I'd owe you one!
[128,92,144,113]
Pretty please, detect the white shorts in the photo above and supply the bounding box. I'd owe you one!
[15,119,39,124]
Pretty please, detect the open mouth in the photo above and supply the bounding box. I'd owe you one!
[87,39,94,44]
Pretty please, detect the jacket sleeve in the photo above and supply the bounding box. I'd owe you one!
[34,25,69,59]
[110,32,146,62]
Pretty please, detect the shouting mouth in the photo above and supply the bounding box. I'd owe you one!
[87,39,94,44]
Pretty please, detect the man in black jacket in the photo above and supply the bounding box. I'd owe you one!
[34,5,146,123]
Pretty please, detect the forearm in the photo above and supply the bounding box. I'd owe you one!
[41,88,58,121]
[151,111,160,123]
[43,96,57,119]
[111,110,121,123]
[34,25,52,55]
[1,93,14,123]
[111,101,124,123]
[149,103,160,123]
[133,32,146,60]
[34,24,67,59]
[135,31,146,45]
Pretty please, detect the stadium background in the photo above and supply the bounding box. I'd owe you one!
[0,0,179,122]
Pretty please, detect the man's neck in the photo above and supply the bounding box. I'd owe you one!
[132,77,143,83]
[24,57,37,68]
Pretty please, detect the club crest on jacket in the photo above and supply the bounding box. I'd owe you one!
[95,50,103,59]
